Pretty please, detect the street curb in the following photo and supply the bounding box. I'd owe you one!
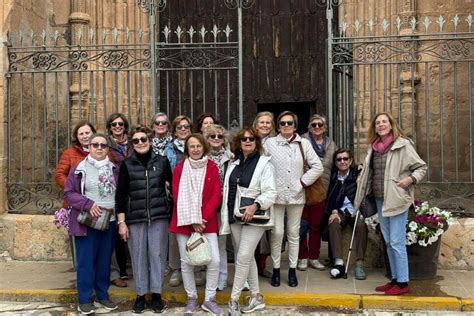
[0,288,470,312]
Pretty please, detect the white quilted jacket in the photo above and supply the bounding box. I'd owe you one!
[264,134,323,205]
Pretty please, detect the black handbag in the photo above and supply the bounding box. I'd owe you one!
[359,195,377,218]
[234,190,271,224]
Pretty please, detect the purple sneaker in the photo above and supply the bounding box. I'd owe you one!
[202,298,224,315]
[184,297,199,315]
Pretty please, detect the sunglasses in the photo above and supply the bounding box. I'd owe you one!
[336,157,350,162]
[176,124,190,130]
[90,143,108,149]
[240,136,256,142]
[154,121,168,126]
[208,134,224,140]
[132,136,149,145]
[111,122,124,127]
[279,120,294,127]
[311,122,324,128]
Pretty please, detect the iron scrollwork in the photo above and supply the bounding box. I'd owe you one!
[7,183,61,215]
[223,0,255,10]
[314,0,342,9]
[137,0,167,14]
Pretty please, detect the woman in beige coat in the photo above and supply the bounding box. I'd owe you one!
[354,112,426,295]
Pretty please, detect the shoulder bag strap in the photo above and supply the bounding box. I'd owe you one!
[297,142,309,172]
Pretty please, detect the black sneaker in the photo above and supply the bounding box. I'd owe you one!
[151,293,167,313]
[94,299,118,311]
[77,303,95,315]
[132,295,146,314]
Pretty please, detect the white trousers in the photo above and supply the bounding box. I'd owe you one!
[270,204,304,269]
[176,233,220,301]
[217,216,228,276]
[230,223,265,301]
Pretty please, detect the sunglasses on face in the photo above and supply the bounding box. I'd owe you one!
[279,120,294,127]
[90,143,108,149]
[132,136,149,145]
[154,121,168,126]
[208,134,224,140]
[240,136,256,142]
[111,122,124,127]
[311,122,324,128]
[176,124,190,130]
[336,157,350,162]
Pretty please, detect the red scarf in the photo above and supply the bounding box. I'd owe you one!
[372,133,394,155]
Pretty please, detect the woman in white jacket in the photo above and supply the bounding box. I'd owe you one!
[221,127,277,315]
[264,111,323,287]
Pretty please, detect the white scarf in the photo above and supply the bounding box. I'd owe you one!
[177,157,208,227]
[174,139,185,153]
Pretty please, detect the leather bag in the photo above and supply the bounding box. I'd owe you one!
[297,143,326,205]
[77,207,113,231]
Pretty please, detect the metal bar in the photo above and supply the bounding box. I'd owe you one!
[202,70,206,112]
[89,71,95,125]
[369,64,374,116]
[454,61,459,181]
[31,72,35,181]
[214,70,218,118]
[410,64,416,141]
[166,71,170,115]
[79,72,83,120]
[397,64,401,127]
[238,6,244,128]
[178,71,182,114]
[127,70,132,123]
[42,72,47,181]
[149,6,158,114]
[383,64,387,111]
[6,73,11,182]
[190,72,194,121]
[138,70,144,123]
[19,74,24,181]
[469,61,473,182]
[340,67,346,147]
[439,62,445,181]
[424,62,430,181]
[55,72,59,164]
[227,69,230,128]
[114,71,119,113]
[355,64,361,161]
[67,72,71,147]
[102,70,107,127]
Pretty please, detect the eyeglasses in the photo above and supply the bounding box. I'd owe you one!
[311,122,324,128]
[279,120,294,127]
[111,122,124,127]
[90,143,108,149]
[240,136,256,142]
[208,134,224,140]
[154,121,168,126]
[132,136,149,145]
[176,124,190,130]
[336,157,350,162]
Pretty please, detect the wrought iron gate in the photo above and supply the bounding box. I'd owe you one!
[327,8,474,212]
[5,0,254,214]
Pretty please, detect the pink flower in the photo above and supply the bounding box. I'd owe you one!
[414,199,423,207]
[415,214,429,225]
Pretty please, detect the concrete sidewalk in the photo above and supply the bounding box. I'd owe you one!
[0,260,473,313]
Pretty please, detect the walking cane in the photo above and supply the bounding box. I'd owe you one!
[343,209,361,279]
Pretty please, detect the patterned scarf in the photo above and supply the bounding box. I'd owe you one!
[152,135,172,155]
[309,132,328,159]
[176,156,208,227]
[210,147,226,184]
[86,155,116,198]
[372,133,394,155]
[174,139,185,153]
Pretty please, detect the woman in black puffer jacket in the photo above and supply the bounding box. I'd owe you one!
[115,125,172,313]
[324,148,367,280]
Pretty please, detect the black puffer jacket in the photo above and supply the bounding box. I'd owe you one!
[116,150,172,225]
[325,167,359,214]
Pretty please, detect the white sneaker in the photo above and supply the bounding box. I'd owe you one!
[309,259,325,270]
[217,273,227,291]
[297,259,308,271]
[169,269,182,287]
[241,294,265,313]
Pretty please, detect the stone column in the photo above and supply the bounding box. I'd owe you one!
[68,0,90,126]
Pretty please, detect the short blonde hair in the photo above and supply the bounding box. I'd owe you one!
[252,111,276,137]
[203,124,229,148]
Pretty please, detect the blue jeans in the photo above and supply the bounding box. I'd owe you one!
[75,223,116,304]
[375,198,409,283]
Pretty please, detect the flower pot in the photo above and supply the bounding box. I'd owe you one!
[407,237,441,280]
[382,236,441,280]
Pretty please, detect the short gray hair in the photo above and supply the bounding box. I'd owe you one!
[308,114,327,129]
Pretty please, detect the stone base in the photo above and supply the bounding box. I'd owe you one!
[438,218,474,269]
[0,214,71,261]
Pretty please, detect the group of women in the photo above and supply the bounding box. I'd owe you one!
[56,109,426,315]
